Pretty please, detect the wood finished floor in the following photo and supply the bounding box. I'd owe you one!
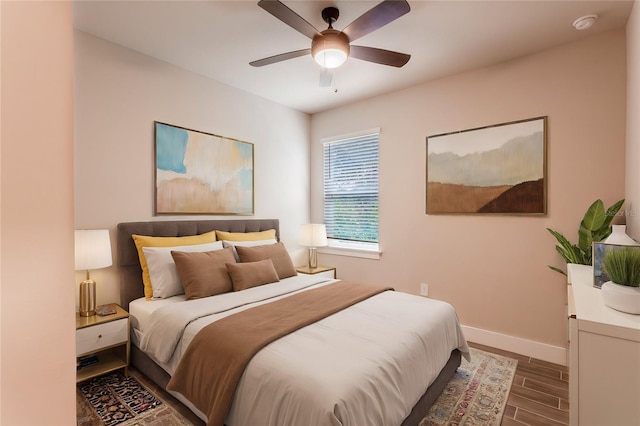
[468,342,569,426]
[106,342,570,426]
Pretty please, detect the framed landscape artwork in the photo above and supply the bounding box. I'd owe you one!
[154,122,254,215]
[426,116,547,215]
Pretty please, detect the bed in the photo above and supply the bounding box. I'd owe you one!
[117,219,469,426]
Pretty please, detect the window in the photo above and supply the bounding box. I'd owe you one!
[323,129,379,254]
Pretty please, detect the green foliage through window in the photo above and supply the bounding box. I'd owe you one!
[323,132,379,243]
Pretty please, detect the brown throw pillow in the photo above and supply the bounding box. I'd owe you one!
[171,247,236,300]
[226,259,280,291]
[235,242,298,279]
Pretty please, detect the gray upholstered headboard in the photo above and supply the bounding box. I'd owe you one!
[116,219,280,310]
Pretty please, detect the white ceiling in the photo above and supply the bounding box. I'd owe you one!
[73,0,634,115]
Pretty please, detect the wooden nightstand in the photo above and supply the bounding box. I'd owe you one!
[296,265,337,279]
[76,304,130,383]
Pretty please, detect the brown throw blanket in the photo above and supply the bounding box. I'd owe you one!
[167,280,393,426]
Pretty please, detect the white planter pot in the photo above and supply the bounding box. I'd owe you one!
[601,281,640,314]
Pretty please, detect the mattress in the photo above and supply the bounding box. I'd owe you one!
[129,274,469,426]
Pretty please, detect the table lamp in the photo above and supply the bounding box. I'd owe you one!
[75,229,112,317]
[299,224,328,269]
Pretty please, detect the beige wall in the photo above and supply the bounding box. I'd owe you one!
[626,1,640,239]
[73,32,311,307]
[311,29,627,354]
[1,1,76,424]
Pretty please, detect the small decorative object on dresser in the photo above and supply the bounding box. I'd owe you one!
[96,303,118,316]
[603,224,638,245]
[593,225,638,288]
[76,304,130,382]
[74,229,113,317]
[601,246,640,314]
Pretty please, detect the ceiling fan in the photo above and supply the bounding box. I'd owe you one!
[250,0,411,75]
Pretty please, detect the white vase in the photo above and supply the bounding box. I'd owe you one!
[601,281,640,314]
[604,225,638,246]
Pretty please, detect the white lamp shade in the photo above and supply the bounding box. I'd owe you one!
[75,229,112,270]
[299,224,328,247]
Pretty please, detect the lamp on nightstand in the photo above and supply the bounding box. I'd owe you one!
[299,224,328,269]
[75,229,112,317]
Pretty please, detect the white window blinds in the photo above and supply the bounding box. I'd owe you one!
[323,131,379,243]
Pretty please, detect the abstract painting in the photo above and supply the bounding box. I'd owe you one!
[154,122,254,215]
[426,116,547,215]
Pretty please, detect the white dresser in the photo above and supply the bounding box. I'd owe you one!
[567,264,640,426]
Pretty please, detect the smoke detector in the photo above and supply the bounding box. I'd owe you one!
[572,14,598,30]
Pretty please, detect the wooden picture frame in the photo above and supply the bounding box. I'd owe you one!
[154,122,254,215]
[426,116,547,215]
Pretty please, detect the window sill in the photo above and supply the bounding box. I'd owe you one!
[318,241,382,260]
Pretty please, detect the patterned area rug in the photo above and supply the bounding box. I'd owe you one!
[77,372,193,426]
[420,348,518,426]
[78,349,516,426]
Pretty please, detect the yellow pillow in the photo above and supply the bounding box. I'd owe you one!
[132,231,217,299]
[215,229,276,242]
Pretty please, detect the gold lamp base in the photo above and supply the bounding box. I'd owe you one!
[79,278,96,317]
[307,247,318,269]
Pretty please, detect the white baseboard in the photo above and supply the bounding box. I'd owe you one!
[461,325,567,366]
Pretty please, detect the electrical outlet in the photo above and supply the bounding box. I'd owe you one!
[420,283,429,296]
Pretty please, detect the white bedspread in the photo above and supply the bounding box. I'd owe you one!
[135,276,469,426]
[139,274,334,363]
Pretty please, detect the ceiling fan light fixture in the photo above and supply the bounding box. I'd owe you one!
[314,48,348,69]
[312,30,350,69]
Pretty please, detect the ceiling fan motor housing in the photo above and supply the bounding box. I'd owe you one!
[322,7,340,26]
[311,29,350,68]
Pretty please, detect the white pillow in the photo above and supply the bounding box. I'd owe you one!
[222,239,278,261]
[143,241,223,298]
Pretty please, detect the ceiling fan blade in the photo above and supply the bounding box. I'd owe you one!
[258,0,321,40]
[319,69,334,87]
[342,0,410,42]
[250,48,311,67]
[349,45,410,68]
